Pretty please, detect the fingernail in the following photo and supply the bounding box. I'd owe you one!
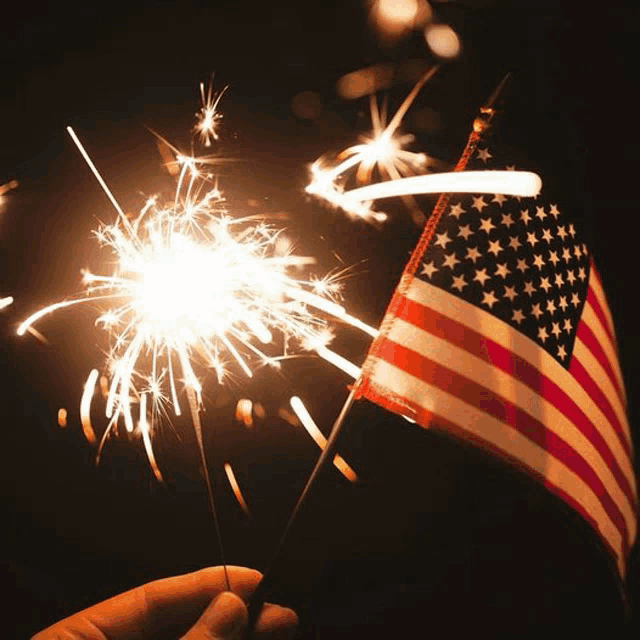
[202,592,247,638]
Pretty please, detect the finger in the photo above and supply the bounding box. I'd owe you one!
[181,591,248,640]
[253,603,299,640]
[35,566,262,640]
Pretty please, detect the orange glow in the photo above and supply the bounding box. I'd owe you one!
[424,24,461,59]
[224,462,250,516]
[370,0,432,38]
[336,64,394,100]
[57,408,68,428]
[235,398,254,428]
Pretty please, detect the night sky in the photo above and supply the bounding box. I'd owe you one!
[2,2,640,637]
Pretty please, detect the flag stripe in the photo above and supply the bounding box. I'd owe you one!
[587,286,616,352]
[589,265,618,346]
[371,335,632,551]
[362,357,626,571]
[572,337,632,453]
[402,279,634,468]
[384,314,637,522]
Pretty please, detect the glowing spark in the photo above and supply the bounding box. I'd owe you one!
[224,462,250,516]
[80,369,99,444]
[342,170,542,202]
[235,398,254,428]
[57,408,68,428]
[307,67,438,223]
[289,396,357,482]
[0,296,13,310]
[195,80,227,147]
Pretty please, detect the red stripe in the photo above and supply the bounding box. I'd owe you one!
[358,378,623,564]
[393,293,634,470]
[576,319,624,403]
[586,287,615,350]
[373,337,631,550]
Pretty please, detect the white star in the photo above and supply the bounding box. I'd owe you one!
[482,290,498,308]
[539,277,552,293]
[526,231,538,247]
[557,344,567,360]
[538,325,549,342]
[442,252,460,269]
[512,309,525,324]
[523,281,536,296]
[494,262,510,278]
[558,296,568,312]
[501,213,515,228]
[546,299,557,314]
[458,224,473,240]
[571,292,581,307]
[541,228,553,243]
[477,148,492,162]
[557,225,568,241]
[569,223,576,237]
[449,203,465,218]
[535,206,547,221]
[551,322,562,338]
[434,231,452,249]
[516,258,528,273]
[451,274,467,292]
[549,251,560,267]
[472,196,488,212]
[531,303,543,319]
[566,270,576,285]
[466,247,482,263]
[492,193,507,206]
[509,235,522,251]
[578,267,586,281]
[563,318,572,333]
[574,244,582,258]
[549,204,560,218]
[555,273,565,288]
[479,217,495,233]
[421,261,438,278]
[532,254,545,269]
[474,268,491,286]
[562,247,572,262]
[520,209,532,225]
[503,285,517,301]
[487,239,503,256]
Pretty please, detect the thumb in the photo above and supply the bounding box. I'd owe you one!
[182,591,248,640]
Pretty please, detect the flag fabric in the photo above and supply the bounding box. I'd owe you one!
[354,116,637,576]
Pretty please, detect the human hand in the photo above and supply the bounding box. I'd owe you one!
[32,565,298,639]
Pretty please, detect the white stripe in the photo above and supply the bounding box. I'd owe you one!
[403,279,630,487]
[573,336,633,454]
[590,268,617,342]
[385,316,636,539]
[368,356,625,572]
[582,300,627,405]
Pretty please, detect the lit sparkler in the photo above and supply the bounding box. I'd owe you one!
[194,79,227,147]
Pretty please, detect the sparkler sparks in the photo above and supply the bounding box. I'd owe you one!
[194,79,227,147]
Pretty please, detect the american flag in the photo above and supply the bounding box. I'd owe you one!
[354,124,637,576]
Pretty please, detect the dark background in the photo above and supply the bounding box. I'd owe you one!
[2,1,639,637]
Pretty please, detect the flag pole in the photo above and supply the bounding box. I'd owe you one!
[245,73,512,637]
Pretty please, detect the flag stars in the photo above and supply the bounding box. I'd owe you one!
[539,277,552,293]
[566,270,576,285]
[520,209,532,225]
[421,261,438,278]
[571,292,581,307]
[538,325,549,342]
[549,251,560,267]
[578,267,586,281]
[442,253,460,269]
[549,204,560,218]
[494,262,510,278]
[501,213,515,228]
[434,231,452,249]
[535,206,547,221]
[551,322,562,338]
[509,235,522,251]
[557,344,567,360]
[477,148,492,162]
[541,228,553,243]
[562,247,572,262]
[569,223,576,237]
[557,225,568,241]
[531,303,543,319]
[487,239,503,256]
[482,290,498,308]
[546,299,557,314]
[526,231,538,247]
[516,258,529,273]
[512,309,525,324]
[451,274,467,292]
[524,281,536,296]
[479,216,495,233]
[466,247,482,263]
[574,245,582,258]
[474,268,491,286]
[449,203,465,218]
[458,224,473,240]
[563,318,572,333]
[558,296,568,312]
[492,193,508,206]
[503,285,517,301]
[554,273,565,288]
[533,254,545,269]
[473,196,489,212]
